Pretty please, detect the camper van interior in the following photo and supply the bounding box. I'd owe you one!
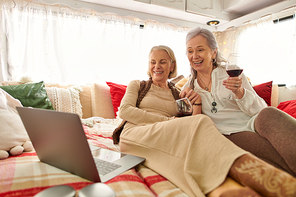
[1,0,296,196]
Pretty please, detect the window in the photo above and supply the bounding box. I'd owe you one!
[0,0,190,85]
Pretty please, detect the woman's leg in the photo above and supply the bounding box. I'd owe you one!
[254,107,296,174]
[120,115,247,197]
[229,153,296,197]
[225,131,296,177]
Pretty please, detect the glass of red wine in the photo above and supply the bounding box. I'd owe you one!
[225,53,243,99]
[176,97,193,117]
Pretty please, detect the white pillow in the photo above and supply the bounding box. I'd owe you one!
[0,89,30,151]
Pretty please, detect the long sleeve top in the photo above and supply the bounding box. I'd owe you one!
[182,66,267,134]
[118,80,176,127]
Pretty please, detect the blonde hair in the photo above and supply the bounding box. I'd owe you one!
[147,45,177,79]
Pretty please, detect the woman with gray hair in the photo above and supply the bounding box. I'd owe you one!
[181,27,296,178]
[116,45,296,197]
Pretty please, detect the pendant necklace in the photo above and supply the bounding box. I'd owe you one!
[198,76,211,91]
[210,93,217,113]
[197,75,217,113]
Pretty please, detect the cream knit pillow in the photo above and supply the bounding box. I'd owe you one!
[45,86,83,118]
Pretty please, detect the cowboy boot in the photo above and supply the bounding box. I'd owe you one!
[229,154,296,197]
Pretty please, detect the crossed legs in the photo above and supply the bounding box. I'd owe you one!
[225,107,296,177]
[254,107,296,174]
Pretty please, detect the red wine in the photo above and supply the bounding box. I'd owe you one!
[177,111,192,117]
[227,69,243,77]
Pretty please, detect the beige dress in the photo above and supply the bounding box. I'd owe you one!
[118,80,246,197]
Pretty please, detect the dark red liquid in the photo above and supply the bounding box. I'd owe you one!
[227,69,243,77]
[177,111,192,117]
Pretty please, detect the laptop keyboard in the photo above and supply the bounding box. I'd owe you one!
[94,158,121,176]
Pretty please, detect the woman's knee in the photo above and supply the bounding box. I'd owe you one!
[196,114,213,122]
[256,106,295,126]
[255,107,280,128]
[257,106,279,118]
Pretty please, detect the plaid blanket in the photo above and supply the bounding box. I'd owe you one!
[0,121,188,197]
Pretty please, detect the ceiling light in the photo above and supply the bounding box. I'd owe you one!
[206,20,220,26]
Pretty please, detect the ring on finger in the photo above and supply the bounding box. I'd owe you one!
[234,84,239,87]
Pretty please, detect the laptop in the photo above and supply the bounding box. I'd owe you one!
[16,106,145,183]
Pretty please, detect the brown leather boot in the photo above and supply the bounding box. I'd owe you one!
[229,154,296,197]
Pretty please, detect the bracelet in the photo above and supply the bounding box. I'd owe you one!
[193,103,202,106]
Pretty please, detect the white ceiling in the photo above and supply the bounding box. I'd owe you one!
[48,0,296,31]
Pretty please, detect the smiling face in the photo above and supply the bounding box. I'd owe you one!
[187,35,217,73]
[149,49,175,84]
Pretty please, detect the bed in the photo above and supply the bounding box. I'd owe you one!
[1,79,296,197]
[0,80,189,197]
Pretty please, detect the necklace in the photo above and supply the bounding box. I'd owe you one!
[197,78,217,113]
[198,76,211,91]
[210,93,217,113]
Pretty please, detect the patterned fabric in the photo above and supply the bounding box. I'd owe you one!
[0,122,188,197]
[45,86,83,118]
[229,154,296,197]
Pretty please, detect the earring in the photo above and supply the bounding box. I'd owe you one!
[212,58,216,63]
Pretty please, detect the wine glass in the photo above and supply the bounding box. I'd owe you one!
[226,53,244,77]
[225,53,244,99]
[175,97,192,117]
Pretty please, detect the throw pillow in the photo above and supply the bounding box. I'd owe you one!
[0,88,33,159]
[106,82,127,117]
[45,86,83,118]
[277,100,296,119]
[253,81,273,106]
[175,77,189,91]
[0,81,54,110]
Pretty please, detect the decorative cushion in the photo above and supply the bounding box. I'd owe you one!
[0,81,54,110]
[175,77,189,91]
[91,83,115,119]
[106,82,127,117]
[170,75,184,86]
[45,83,92,119]
[253,81,273,106]
[277,100,296,119]
[45,86,83,118]
[0,89,30,152]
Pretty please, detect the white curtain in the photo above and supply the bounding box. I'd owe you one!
[215,10,296,86]
[0,0,190,85]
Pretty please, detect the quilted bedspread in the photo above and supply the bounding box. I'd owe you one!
[0,117,188,197]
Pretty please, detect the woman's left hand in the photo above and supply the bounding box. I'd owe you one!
[222,77,244,99]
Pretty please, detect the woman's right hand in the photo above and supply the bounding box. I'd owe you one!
[180,87,201,105]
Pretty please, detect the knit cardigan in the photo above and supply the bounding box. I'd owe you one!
[112,79,180,144]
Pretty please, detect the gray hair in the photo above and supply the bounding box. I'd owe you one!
[186,27,226,89]
[147,45,177,79]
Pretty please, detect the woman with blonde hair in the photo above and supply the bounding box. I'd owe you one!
[114,45,296,197]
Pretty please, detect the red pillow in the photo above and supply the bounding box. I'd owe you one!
[277,100,296,119]
[106,82,127,117]
[253,81,272,106]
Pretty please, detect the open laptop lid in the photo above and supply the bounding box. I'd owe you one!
[16,107,145,182]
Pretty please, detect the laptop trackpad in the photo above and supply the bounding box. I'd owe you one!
[91,147,126,162]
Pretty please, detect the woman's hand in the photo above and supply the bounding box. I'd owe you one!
[222,77,244,99]
[179,87,201,105]
[180,87,202,115]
